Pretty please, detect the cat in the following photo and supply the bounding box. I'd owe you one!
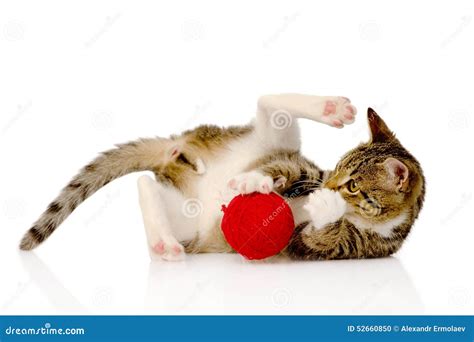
[19,94,425,261]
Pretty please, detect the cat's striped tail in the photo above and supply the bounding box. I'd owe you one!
[19,137,173,250]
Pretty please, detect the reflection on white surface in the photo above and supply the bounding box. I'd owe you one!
[17,252,422,314]
[18,252,87,314]
[145,254,423,315]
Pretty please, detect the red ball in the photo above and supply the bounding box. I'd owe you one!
[221,193,295,260]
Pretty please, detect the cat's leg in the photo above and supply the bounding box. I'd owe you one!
[304,188,347,230]
[230,95,356,194]
[137,175,198,261]
[255,94,357,150]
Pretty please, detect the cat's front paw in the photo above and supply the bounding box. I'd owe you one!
[321,97,357,128]
[304,188,347,230]
[228,171,275,195]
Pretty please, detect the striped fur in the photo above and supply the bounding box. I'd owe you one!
[19,125,252,250]
[284,109,426,260]
[247,150,327,199]
[20,137,182,250]
[20,109,425,260]
[285,218,414,260]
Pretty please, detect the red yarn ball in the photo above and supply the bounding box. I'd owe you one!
[221,193,295,260]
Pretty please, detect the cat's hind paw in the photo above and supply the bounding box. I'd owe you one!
[322,97,357,128]
[151,239,185,261]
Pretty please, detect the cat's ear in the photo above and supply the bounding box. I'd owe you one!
[384,157,409,191]
[368,108,396,143]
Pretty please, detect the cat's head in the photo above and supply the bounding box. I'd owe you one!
[325,108,425,224]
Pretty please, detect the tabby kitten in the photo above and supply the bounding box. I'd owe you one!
[284,109,426,260]
[19,94,425,261]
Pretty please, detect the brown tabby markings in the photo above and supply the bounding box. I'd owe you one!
[20,126,251,250]
[20,110,425,262]
[284,109,425,260]
[284,219,413,260]
[247,151,326,198]
[157,125,253,190]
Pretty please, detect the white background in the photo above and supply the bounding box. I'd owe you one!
[0,0,473,315]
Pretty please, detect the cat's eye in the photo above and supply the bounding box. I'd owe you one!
[347,180,360,193]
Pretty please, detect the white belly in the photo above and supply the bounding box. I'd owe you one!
[194,131,271,238]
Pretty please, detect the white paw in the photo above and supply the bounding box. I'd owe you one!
[321,97,357,128]
[304,188,347,230]
[150,237,185,261]
[227,171,274,195]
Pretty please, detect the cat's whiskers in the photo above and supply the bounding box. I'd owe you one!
[290,179,321,186]
[289,185,321,197]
